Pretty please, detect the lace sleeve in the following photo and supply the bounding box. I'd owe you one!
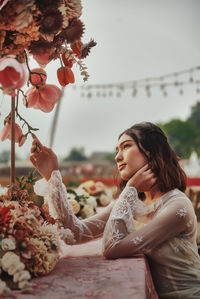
[102,187,193,259]
[34,170,114,244]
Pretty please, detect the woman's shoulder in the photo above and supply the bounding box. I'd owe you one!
[161,188,196,217]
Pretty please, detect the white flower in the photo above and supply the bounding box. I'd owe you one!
[86,196,97,209]
[0,279,11,296]
[8,262,25,276]
[0,186,8,196]
[1,252,20,272]
[13,270,31,283]
[59,227,76,244]
[1,238,16,251]
[18,280,32,290]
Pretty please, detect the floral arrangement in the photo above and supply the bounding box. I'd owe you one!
[0,178,75,296]
[0,0,96,295]
[0,0,96,142]
[66,180,112,219]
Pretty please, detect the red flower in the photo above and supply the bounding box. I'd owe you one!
[0,204,12,228]
[25,84,62,113]
[0,57,28,92]
[71,40,83,57]
[0,121,26,147]
[57,66,75,87]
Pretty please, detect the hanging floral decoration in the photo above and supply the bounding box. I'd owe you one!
[0,0,96,145]
[0,0,96,295]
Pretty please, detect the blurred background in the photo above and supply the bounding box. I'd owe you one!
[0,0,200,185]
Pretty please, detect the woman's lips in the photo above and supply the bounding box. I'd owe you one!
[119,163,126,171]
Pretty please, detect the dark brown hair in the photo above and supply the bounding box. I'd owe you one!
[115,122,187,195]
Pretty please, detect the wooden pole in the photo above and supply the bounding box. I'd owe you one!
[10,94,15,186]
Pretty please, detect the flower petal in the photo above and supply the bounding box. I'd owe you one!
[36,97,55,112]
[25,86,40,108]
[0,122,10,141]
[39,84,62,103]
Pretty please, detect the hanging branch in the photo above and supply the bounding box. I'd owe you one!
[16,90,39,137]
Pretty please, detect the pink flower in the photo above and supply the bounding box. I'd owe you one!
[0,122,26,147]
[25,84,62,113]
[33,48,54,68]
[0,57,28,92]
[0,0,9,10]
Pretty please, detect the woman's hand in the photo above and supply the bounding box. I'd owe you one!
[30,135,59,181]
[127,164,156,192]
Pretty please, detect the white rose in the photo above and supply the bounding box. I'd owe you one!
[1,238,16,251]
[1,252,20,272]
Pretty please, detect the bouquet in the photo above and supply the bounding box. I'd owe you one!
[0,176,75,296]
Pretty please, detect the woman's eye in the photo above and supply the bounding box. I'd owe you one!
[123,143,130,149]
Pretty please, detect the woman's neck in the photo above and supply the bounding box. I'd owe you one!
[144,187,164,205]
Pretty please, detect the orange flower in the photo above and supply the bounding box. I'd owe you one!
[57,66,75,87]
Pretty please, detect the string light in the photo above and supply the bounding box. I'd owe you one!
[78,65,200,98]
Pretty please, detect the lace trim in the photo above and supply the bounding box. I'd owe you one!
[34,170,106,242]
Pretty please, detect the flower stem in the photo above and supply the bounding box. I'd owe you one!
[11,94,15,187]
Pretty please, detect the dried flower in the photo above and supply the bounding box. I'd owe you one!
[40,8,63,36]
[63,18,84,43]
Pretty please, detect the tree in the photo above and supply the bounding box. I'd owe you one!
[188,101,200,132]
[158,119,199,158]
[0,150,10,163]
[64,147,87,161]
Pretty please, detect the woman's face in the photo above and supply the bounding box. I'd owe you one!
[115,133,148,181]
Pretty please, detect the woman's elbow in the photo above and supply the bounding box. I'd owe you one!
[102,245,118,259]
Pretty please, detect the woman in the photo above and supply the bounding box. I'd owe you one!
[30,122,200,298]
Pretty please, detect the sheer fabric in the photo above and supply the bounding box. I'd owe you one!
[102,186,200,299]
[34,170,114,243]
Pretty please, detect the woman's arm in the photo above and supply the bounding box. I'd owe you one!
[102,186,191,259]
[30,136,114,244]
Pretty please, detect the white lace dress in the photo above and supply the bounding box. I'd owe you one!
[102,186,200,299]
[34,170,200,299]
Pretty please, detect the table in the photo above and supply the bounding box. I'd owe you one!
[13,238,158,299]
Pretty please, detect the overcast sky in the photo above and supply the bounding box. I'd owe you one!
[0,0,200,161]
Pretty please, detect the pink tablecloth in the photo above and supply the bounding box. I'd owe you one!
[13,238,158,299]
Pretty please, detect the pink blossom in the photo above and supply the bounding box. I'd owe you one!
[0,57,28,91]
[0,0,9,10]
[25,84,62,113]
[0,122,26,147]
[33,48,54,68]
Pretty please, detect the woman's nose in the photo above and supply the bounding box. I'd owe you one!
[115,151,123,162]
